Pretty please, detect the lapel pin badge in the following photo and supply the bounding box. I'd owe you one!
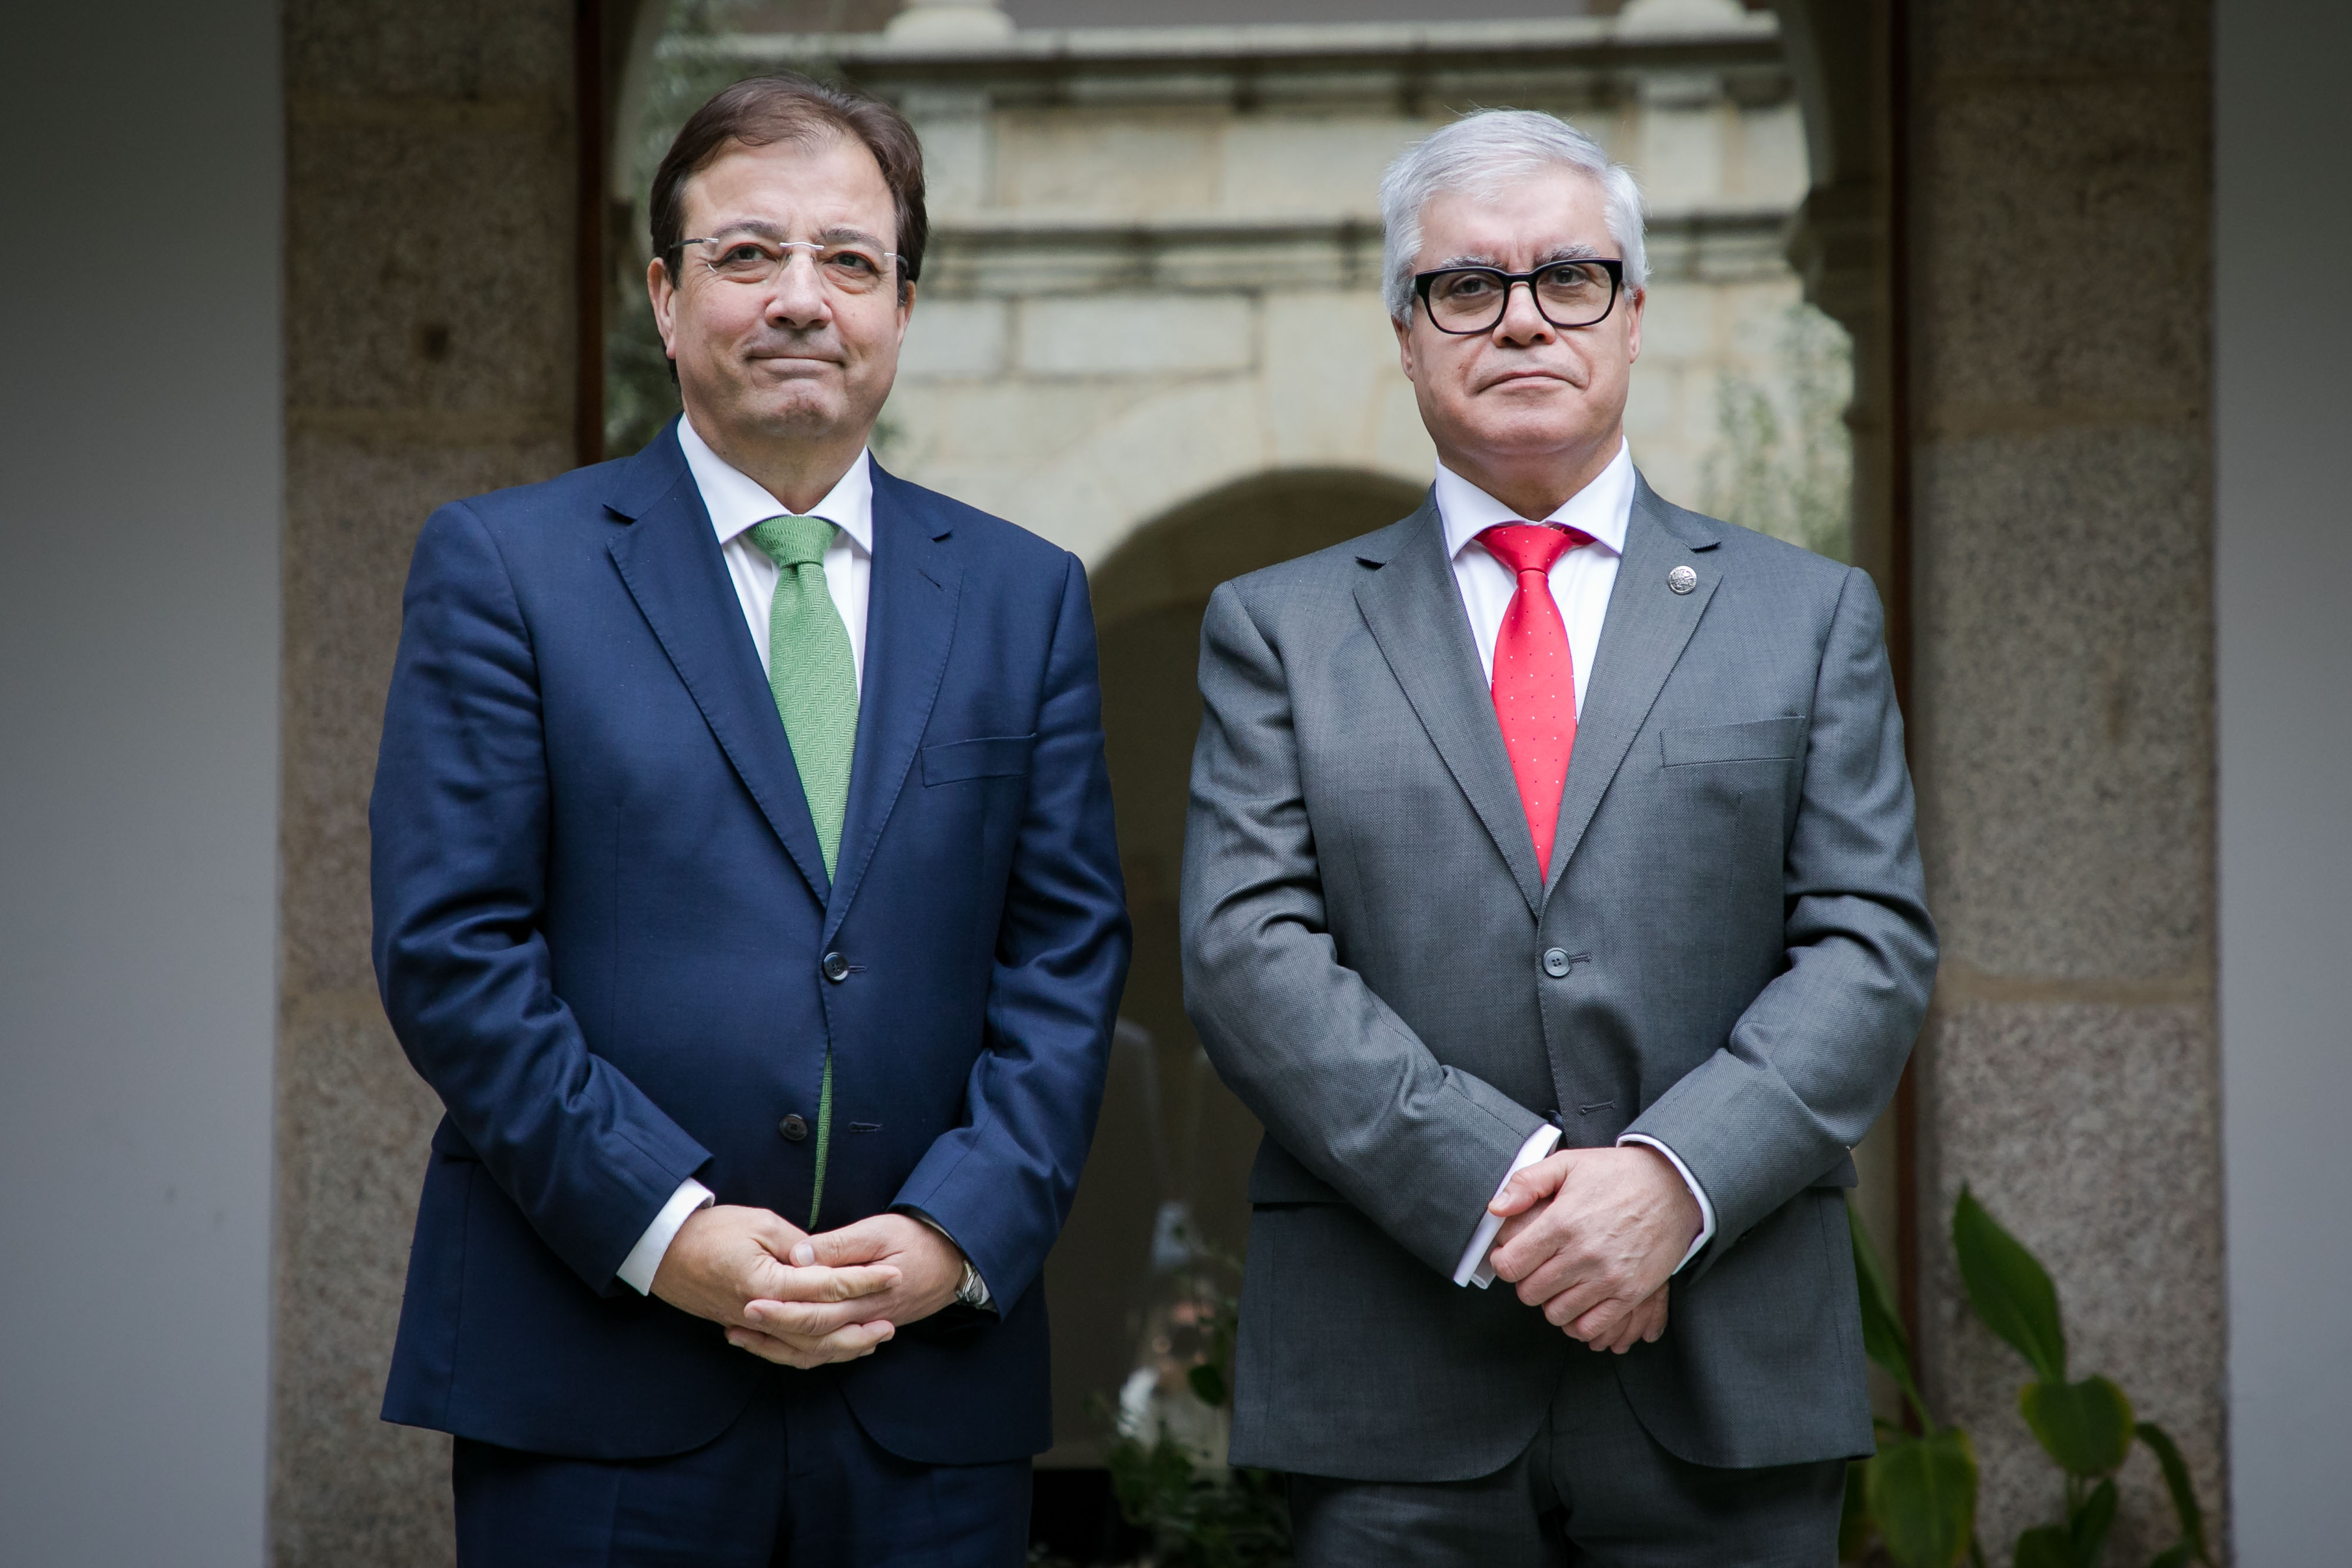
[1667,565,1698,595]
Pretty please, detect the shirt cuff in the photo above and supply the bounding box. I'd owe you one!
[1455,1123,1564,1288]
[1617,1133,1716,1273]
[615,1178,715,1295]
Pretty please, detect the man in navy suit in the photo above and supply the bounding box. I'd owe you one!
[370,73,1130,1565]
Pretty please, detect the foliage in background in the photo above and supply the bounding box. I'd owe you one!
[605,0,767,458]
[1844,1193,2214,1568]
[1095,1242,1291,1568]
[1705,301,1853,563]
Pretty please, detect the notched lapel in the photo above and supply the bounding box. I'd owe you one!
[824,469,960,937]
[1545,480,1722,893]
[606,463,833,905]
[1353,503,1546,917]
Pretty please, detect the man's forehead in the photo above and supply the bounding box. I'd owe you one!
[682,133,892,224]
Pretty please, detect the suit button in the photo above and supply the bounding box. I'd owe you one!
[779,1113,809,1142]
[1542,947,1572,978]
[821,951,850,983]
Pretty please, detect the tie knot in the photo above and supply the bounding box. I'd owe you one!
[748,515,839,569]
[1479,522,1592,578]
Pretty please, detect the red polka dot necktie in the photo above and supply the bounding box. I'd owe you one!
[1478,523,1594,874]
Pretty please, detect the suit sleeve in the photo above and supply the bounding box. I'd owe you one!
[890,553,1132,1309]
[1180,581,1551,1279]
[372,502,713,1293]
[1624,566,1937,1273]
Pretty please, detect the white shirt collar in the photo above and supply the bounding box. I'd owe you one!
[1433,439,1635,562]
[675,413,874,555]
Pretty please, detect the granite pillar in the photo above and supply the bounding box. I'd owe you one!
[273,1,581,1559]
[1906,3,2223,1559]
[1773,0,1903,1287]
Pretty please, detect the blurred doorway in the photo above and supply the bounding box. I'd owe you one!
[1039,468,1426,1466]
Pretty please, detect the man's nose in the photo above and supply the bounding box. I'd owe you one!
[1492,280,1556,346]
[764,250,832,329]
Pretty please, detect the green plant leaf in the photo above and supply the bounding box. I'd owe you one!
[2135,1421,2212,1564]
[1850,1199,1932,1426]
[2013,1524,2073,1568]
[1867,1428,1977,1568]
[1840,1457,1874,1562]
[1187,1361,1228,1409]
[2020,1376,2135,1477]
[1953,1187,2068,1384]
[2069,1477,2118,1566]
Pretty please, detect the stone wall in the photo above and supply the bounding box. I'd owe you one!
[273,1,582,1560]
[1906,2,2223,1558]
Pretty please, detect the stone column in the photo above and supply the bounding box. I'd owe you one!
[1906,3,2222,1559]
[274,1,581,1559]
[1773,0,1903,1279]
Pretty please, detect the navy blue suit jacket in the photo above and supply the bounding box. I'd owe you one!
[371,423,1129,1463]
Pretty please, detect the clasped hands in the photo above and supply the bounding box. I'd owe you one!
[651,1205,966,1368]
[1485,1143,1701,1354]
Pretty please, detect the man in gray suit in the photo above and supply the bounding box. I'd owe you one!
[1180,110,1936,1564]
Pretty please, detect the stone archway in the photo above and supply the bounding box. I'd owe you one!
[1038,467,1426,1466]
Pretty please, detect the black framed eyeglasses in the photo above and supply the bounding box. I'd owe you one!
[1412,258,1625,334]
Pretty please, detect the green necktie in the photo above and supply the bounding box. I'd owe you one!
[747,513,859,1227]
[748,515,860,877]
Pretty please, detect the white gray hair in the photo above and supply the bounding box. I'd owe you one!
[1379,108,1648,324]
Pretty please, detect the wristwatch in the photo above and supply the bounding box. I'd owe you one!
[954,1254,992,1310]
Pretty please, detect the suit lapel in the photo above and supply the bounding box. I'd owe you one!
[824,464,960,939]
[1544,478,1722,894]
[1354,501,1547,917]
[604,429,832,905]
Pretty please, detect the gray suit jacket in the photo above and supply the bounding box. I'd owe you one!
[1180,481,1935,1479]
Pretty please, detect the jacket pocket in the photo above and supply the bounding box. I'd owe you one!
[1659,715,1804,767]
[920,732,1037,785]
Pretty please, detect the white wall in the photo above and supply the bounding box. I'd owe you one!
[0,1,281,1562]
[2215,1,2352,1560]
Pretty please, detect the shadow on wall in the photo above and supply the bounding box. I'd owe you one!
[1040,468,1427,1467]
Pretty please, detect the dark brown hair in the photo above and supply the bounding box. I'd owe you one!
[651,72,927,297]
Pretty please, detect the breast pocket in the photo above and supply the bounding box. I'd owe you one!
[919,732,1037,786]
[1653,717,1804,916]
[1658,715,1806,768]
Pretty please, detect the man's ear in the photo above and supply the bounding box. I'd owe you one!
[1622,287,1645,364]
[648,257,678,360]
[1393,312,1419,383]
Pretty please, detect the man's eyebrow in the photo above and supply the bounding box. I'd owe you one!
[696,217,891,251]
[1427,243,1609,271]
[813,223,889,250]
[695,217,788,240]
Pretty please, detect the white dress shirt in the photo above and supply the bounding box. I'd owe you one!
[681,413,875,693]
[1432,442,1719,1289]
[613,417,877,1295]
